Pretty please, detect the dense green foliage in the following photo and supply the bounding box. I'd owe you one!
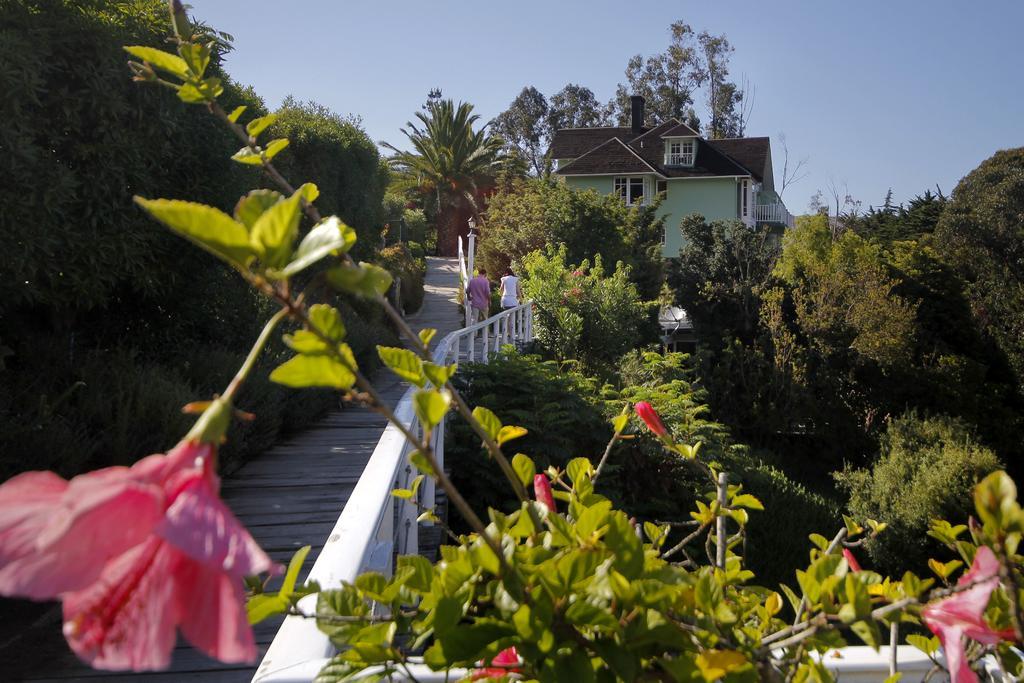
[376,243,426,314]
[448,350,841,589]
[479,178,665,300]
[837,413,1001,574]
[0,0,404,479]
[268,98,389,260]
[935,148,1024,388]
[522,248,656,371]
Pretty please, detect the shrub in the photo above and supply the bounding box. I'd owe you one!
[478,178,665,299]
[447,351,610,526]
[267,98,388,260]
[836,412,1002,574]
[522,247,656,372]
[375,243,426,314]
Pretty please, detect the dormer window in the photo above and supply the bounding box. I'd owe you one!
[666,140,695,166]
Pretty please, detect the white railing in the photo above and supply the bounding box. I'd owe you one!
[754,202,795,228]
[253,302,534,683]
[665,152,694,166]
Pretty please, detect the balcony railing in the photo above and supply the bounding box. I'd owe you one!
[755,202,795,228]
[665,152,694,166]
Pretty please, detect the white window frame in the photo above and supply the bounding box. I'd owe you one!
[614,176,646,206]
[666,139,695,166]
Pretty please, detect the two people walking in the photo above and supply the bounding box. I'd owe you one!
[466,267,521,323]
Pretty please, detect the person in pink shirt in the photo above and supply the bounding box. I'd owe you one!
[466,268,491,323]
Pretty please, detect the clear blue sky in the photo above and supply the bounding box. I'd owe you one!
[195,0,1023,213]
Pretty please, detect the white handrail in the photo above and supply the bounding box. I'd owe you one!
[253,302,534,683]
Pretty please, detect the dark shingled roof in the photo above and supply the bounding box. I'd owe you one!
[556,138,658,175]
[660,122,701,137]
[548,127,646,159]
[706,137,770,182]
[551,119,772,181]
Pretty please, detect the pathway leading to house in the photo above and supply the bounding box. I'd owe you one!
[16,257,464,683]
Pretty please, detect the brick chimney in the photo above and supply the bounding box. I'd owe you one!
[630,95,645,136]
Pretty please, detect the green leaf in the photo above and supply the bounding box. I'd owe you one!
[231,146,264,165]
[511,453,535,488]
[497,424,528,446]
[397,555,433,592]
[234,189,283,229]
[246,113,277,138]
[409,450,437,477]
[377,346,425,387]
[124,46,188,78]
[178,43,210,77]
[264,137,290,160]
[177,77,222,103]
[227,105,247,123]
[281,545,311,596]
[566,457,593,484]
[906,633,939,655]
[270,351,356,390]
[308,304,346,343]
[611,413,629,433]
[246,593,287,625]
[472,406,502,440]
[326,263,393,298]
[134,197,253,267]
[418,328,437,347]
[250,194,301,269]
[391,488,414,500]
[422,361,456,387]
[731,493,764,511]
[413,389,450,428]
[296,182,320,203]
[279,217,356,278]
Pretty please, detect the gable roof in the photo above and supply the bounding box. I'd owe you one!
[660,122,701,137]
[548,126,646,159]
[706,137,770,182]
[556,137,661,176]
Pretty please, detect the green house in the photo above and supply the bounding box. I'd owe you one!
[550,96,793,257]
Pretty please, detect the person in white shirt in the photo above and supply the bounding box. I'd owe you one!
[499,267,521,310]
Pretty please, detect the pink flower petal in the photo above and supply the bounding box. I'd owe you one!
[157,473,272,576]
[533,474,555,511]
[62,537,177,671]
[173,555,256,663]
[0,469,161,599]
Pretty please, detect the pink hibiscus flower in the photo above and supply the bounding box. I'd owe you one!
[0,439,273,671]
[533,474,555,512]
[471,646,520,680]
[921,546,1015,683]
[634,401,668,438]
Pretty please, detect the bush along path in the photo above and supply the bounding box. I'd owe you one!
[12,258,463,682]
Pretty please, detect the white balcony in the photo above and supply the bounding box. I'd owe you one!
[755,202,795,227]
[665,152,694,166]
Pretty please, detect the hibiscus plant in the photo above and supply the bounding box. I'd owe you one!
[0,3,1021,682]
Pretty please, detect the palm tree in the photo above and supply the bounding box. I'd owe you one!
[384,100,507,256]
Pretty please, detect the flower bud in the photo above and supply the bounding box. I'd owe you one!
[533,474,555,511]
[635,401,668,438]
[842,547,863,572]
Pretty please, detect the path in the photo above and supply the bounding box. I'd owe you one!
[16,257,464,683]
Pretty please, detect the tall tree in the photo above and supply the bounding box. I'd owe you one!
[491,86,551,176]
[383,99,507,255]
[548,84,608,130]
[609,20,706,129]
[698,31,742,139]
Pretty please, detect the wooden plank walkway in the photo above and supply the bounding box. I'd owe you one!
[15,257,465,683]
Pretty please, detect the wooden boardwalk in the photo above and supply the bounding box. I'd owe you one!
[16,257,465,683]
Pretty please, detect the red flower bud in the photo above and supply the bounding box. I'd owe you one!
[533,474,555,511]
[842,548,863,572]
[635,401,668,438]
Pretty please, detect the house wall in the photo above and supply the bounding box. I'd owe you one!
[563,174,744,258]
[659,177,740,257]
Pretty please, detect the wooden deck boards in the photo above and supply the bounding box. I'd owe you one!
[15,258,465,683]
